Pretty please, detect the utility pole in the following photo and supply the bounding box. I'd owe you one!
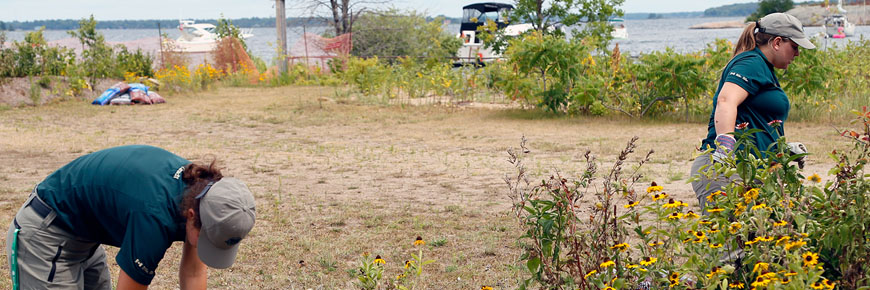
[276,0,288,74]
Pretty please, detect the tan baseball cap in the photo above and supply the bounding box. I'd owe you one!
[197,178,256,269]
[758,13,816,49]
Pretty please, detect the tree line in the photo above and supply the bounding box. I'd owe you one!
[0,17,342,31]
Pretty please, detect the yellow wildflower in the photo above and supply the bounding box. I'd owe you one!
[785,239,806,251]
[667,212,683,220]
[653,192,669,201]
[773,220,788,227]
[624,201,640,209]
[776,236,791,246]
[758,236,774,242]
[626,263,639,269]
[753,262,769,274]
[802,252,819,267]
[648,241,664,247]
[414,236,425,246]
[481,286,493,290]
[729,222,742,234]
[646,182,663,193]
[640,256,657,266]
[600,260,615,268]
[710,243,723,248]
[585,269,597,279]
[684,211,700,219]
[610,243,630,251]
[373,255,385,264]
[751,203,769,211]
[729,282,745,289]
[707,207,724,213]
[808,173,822,183]
[699,219,712,225]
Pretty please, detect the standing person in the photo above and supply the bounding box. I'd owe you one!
[6,145,257,290]
[690,13,813,211]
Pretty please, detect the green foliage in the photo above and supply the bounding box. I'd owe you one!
[350,9,461,64]
[114,46,154,78]
[502,32,587,113]
[340,56,391,96]
[505,0,624,51]
[68,15,115,89]
[355,253,384,290]
[704,2,759,17]
[215,14,247,51]
[747,0,795,22]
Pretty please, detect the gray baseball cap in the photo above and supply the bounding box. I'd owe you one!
[758,13,816,49]
[197,177,256,269]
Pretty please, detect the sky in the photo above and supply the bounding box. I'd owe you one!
[0,0,755,22]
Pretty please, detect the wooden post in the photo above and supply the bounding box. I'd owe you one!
[276,0,288,74]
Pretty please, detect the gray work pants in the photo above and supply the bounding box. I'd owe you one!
[689,153,739,213]
[6,192,112,290]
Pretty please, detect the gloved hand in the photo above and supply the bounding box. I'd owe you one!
[787,142,807,169]
[711,134,737,163]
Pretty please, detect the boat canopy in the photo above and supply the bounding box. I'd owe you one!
[460,2,513,31]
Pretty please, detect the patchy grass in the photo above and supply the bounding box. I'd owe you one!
[0,85,850,289]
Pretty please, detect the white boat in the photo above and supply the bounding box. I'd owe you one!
[166,20,253,53]
[610,18,628,39]
[824,14,855,37]
[455,2,534,65]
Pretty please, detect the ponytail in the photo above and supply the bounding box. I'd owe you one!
[180,157,223,227]
[732,21,777,58]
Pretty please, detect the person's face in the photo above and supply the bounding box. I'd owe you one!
[771,37,800,69]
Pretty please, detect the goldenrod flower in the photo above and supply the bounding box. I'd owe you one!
[729,222,742,234]
[640,256,657,266]
[753,262,769,274]
[374,255,385,264]
[773,220,788,227]
[707,207,724,213]
[710,243,723,248]
[600,260,615,268]
[684,211,700,219]
[414,236,425,246]
[611,243,630,251]
[647,182,663,193]
[803,252,819,267]
[624,201,640,209]
[729,282,745,289]
[808,174,822,183]
[585,269,597,279]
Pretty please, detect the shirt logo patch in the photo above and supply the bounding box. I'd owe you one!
[173,166,185,180]
[729,72,749,83]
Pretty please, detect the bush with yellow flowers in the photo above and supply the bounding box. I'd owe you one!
[506,109,870,289]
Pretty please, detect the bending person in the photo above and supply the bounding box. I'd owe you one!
[690,13,814,211]
[6,145,256,290]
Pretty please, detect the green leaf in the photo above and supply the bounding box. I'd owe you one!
[527,257,541,273]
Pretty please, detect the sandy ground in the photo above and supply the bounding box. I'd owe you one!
[0,86,852,289]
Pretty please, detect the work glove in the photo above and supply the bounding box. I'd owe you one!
[711,134,736,163]
[787,142,807,169]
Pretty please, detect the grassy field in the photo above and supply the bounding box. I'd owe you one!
[0,86,854,289]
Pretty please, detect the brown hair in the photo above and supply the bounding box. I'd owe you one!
[732,22,778,57]
[180,158,223,228]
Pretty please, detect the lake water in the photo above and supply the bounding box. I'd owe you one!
[3,17,868,63]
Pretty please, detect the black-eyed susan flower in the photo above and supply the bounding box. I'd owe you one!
[729,282,745,289]
[811,281,826,290]
[414,236,425,246]
[694,231,706,240]
[745,239,758,246]
[785,239,806,251]
[584,269,597,279]
[481,286,493,290]
[669,280,679,287]
[784,271,798,277]
[662,198,682,209]
[653,192,669,201]
[648,241,663,247]
[808,174,822,183]
[743,188,759,202]
[735,203,746,215]
[776,236,791,246]
[669,272,680,282]
[683,238,693,243]
[699,219,712,225]
[397,273,406,280]
[751,203,769,211]
[374,255,385,264]
[710,243,723,249]
[626,263,639,269]
[758,235,774,242]
[404,260,413,269]
[600,260,615,268]
[708,227,720,234]
[751,276,771,288]
[760,272,777,280]
[640,256,657,266]
[729,222,742,234]
[707,207,724,213]
[611,243,630,251]
[667,212,683,220]
[822,279,835,290]
[624,201,640,209]
[752,262,769,274]
[684,211,700,219]
[802,251,819,267]
[773,220,788,227]
[647,182,663,193]
[780,276,790,285]
[706,266,726,278]
[603,286,615,290]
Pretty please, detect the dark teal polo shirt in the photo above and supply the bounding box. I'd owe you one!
[702,47,789,156]
[36,145,190,285]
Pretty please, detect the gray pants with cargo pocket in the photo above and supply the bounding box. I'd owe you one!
[6,191,112,290]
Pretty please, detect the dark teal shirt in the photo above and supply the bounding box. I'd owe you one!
[702,47,789,155]
[36,145,190,285]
